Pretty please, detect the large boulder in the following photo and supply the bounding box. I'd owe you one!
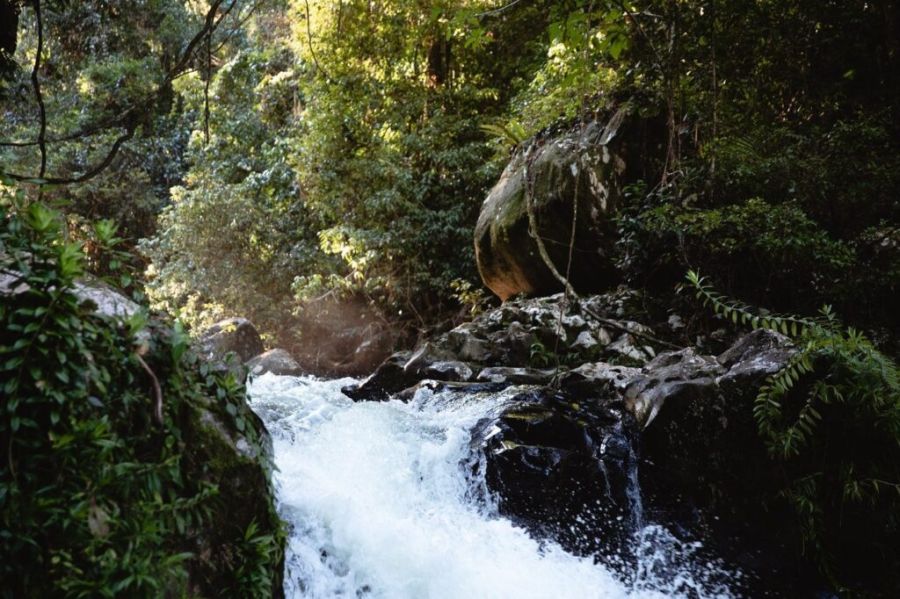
[198,317,265,365]
[474,109,634,300]
[1,268,141,319]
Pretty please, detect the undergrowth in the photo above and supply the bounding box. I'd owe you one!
[686,270,900,593]
[0,184,283,598]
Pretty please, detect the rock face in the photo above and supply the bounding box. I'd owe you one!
[474,110,633,300]
[183,388,283,596]
[636,329,797,519]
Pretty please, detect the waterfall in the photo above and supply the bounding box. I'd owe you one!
[248,374,737,599]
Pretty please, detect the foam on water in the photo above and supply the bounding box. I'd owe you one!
[248,374,735,599]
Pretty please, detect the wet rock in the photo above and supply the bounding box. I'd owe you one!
[624,348,724,428]
[247,348,304,377]
[475,366,556,385]
[557,362,640,398]
[198,317,265,364]
[476,389,640,558]
[633,332,796,546]
[631,331,803,596]
[403,342,467,377]
[395,379,508,401]
[426,361,473,381]
[341,352,413,401]
[342,348,475,402]
[716,328,795,390]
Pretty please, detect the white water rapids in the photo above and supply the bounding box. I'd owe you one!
[248,374,738,599]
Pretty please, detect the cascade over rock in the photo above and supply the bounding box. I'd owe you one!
[473,388,640,560]
[474,108,650,300]
[344,290,806,593]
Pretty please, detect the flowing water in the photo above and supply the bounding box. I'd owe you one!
[248,373,737,599]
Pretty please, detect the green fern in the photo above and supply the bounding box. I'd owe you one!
[480,119,528,147]
[685,270,900,588]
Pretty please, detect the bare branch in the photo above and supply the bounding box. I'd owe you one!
[475,0,527,18]
[1,0,235,184]
[136,353,165,426]
[30,0,46,178]
[3,128,135,184]
[304,0,334,83]
[211,0,263,56]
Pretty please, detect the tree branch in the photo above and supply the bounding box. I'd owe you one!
[304,0,333,83]
[211,0,262,56]
[475,0,527,18]
[136,353,164,426]
[1,0,233,184]
[30,0,46,178]
[4,128,135,184]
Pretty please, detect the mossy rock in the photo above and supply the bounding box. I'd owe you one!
[181,394,284,597]
[474,111,632,300]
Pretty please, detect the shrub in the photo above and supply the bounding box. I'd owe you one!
[619,196,855,316]
[0,187,282,597]
[687,270,900,593]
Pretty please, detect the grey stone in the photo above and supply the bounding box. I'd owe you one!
[1,269,140,319]
[247,348,304,377]
[570,330,599,351]
[716,328,795,389]
[558,362,641,397]
[421,360,474,382]
[73,278,140,319]
[198,317,265,364]
[624,348,725,428]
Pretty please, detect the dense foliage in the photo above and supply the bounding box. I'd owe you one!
[0,186,282,597]
[1,1,898,593]
[4,0,896,349]
[688,270,900,592]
